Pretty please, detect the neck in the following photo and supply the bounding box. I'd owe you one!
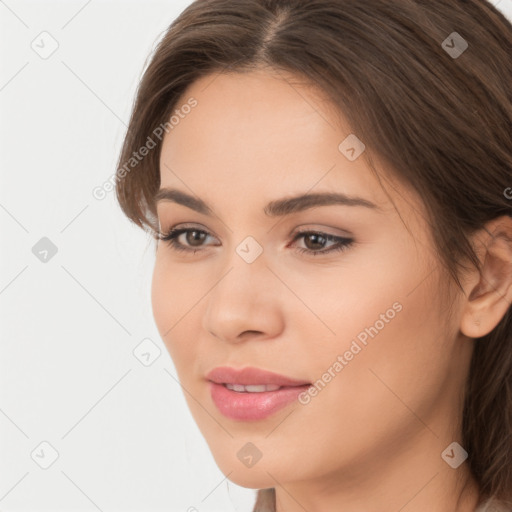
[273,427,480,512]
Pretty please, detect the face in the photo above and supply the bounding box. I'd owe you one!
[151,68,473,490]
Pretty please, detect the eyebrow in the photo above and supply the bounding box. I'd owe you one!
[154,187,380,217]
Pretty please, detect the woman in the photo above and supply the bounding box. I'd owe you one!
[115,0,512,510]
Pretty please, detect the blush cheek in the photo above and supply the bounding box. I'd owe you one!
[151,269,204,387]
[151,267,182,355]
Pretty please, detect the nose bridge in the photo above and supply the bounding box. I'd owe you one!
[202,236,282,342]
[216,232,270,299]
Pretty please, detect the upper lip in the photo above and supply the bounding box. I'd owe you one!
[206,366,311,387]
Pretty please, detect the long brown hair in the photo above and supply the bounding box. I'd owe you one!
[115,0,512,509]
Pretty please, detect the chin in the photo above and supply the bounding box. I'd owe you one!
[209,451,278,488]
[224,469,274,490]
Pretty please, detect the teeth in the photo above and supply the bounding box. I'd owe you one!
[225,383,282,392]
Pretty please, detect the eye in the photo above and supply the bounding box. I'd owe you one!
[156,225,218,254]
[291,230,354,256]
[156,225,354,256]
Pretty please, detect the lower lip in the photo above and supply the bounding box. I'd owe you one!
[209,382,311,421]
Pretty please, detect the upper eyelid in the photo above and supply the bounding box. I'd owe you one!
[160,225,349,236]
[160,225,352,245]
[158,220,353,237]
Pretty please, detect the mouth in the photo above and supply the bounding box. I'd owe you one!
[223,383,284,392]
[206,366,312,421]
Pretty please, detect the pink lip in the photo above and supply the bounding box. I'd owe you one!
[205,366,310,387]
[206,366,311,421]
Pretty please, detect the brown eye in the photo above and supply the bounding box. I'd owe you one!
[186,230,207,247]
[159,226,354,257]
[157,227,216,253]
[303,233,327,251]
[292,231,354,256]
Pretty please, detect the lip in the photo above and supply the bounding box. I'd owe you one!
[205,366,311,387]
[206,366,311,421]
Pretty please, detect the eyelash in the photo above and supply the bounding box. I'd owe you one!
[156,226,354,256]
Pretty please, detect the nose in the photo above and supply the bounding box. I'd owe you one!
[202,250,285,344]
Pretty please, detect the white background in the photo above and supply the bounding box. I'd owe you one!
[1,1,511,511]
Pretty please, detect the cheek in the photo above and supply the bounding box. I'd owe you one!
[274,297,447,481]
[293,244,447,424]
[151,256,170,339]
[150,254,193,363]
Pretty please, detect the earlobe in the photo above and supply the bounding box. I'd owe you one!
[460,215,512,339]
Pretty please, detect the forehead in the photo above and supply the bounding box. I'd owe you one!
[158,69,396,213]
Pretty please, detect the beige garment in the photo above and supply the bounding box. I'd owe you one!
[475,498,512,512]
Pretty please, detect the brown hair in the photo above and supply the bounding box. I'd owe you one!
[115,0,512,509]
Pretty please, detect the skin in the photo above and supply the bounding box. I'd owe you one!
[151,67,512,512]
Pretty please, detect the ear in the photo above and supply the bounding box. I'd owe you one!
[460,215,512,338]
